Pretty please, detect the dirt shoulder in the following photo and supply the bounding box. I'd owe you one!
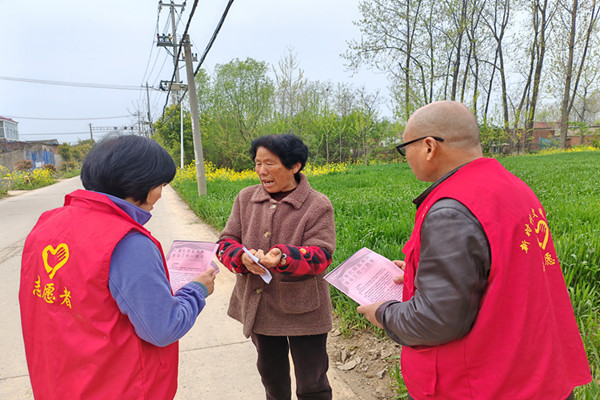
[327,317,403,400]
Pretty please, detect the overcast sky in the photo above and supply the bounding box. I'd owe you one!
[0,0,390,144]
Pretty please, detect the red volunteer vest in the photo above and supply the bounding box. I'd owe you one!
[401,158,591,399]
[19,190,179,400]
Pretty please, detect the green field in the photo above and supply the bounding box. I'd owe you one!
[172,151,600,397]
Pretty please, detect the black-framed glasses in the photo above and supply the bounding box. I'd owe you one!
[395,136,445,156]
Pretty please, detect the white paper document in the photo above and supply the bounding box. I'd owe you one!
[242,246,272,284]
[165,240,219,293]
[324,247,404,306]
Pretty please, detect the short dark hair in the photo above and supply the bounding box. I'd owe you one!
[81,135,176,202]
[250,134,308,178]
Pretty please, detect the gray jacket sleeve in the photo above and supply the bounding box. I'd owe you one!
[375,198,491,347]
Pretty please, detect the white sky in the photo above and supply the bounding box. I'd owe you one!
[0,0,390,144]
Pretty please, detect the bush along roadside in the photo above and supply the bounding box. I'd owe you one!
[0,164,57,194]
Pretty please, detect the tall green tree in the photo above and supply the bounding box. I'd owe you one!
[152,105,193,165]
[197,58,275,170]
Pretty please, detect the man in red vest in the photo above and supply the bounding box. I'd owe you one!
[358,101,591,399]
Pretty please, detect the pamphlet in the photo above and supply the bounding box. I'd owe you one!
[165,240,219,293]
[242,246,272,284]
[324,247,404,306]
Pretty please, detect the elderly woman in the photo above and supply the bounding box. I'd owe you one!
[19,135,216,400]
[217,134,336,400]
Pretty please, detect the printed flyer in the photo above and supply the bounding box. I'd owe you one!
[325,247,404,305]
[165,240,219,292]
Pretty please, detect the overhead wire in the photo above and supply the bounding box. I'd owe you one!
[137,12,161,107]
[138,3,186,133]
[0,76,158,91]
[160,0,200,116]
[5,115,130,121]
[159,0,235,126]
[194,0,234,76]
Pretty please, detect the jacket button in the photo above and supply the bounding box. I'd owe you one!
[255,288,263,294]
[264,231,271,237]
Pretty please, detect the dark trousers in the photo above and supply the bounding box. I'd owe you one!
[250,333,332,400]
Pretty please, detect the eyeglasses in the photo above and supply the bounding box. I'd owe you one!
[395,136,445,157]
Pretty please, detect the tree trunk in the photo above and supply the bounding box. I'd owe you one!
[559,0,578,148]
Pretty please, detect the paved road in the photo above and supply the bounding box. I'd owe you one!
[0,178,358,399]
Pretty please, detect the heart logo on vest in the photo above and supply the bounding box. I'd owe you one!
[42,243,69,279]
[535,220,549,250]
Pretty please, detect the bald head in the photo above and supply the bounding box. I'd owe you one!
[402,101,483,182]
[406,101,481,148]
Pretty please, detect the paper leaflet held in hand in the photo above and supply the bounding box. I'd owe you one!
[165,240,219,293]
[324,247,404,306]
[242,246,272,284]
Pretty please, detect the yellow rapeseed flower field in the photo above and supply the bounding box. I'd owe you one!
[1,166,56,191]
[174,161,349,184]
[539,145,599,155]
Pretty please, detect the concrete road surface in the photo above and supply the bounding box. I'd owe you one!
[0,177,359,399]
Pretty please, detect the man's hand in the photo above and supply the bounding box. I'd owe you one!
[241,248,267,275]
[357,301,387,330]
[192,267,216,295]
[392,260,406,284]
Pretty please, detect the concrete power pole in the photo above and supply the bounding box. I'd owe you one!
[169,7,181,106]
[159,1,184,106]
[158,1,186,167]
[145,83,153,137]
[183,34,207,196]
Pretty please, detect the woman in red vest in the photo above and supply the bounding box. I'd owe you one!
[358,101,591,399]
[20,135,216,400]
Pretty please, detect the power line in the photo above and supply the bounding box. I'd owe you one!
[5,115,130,121]
[138,13,161,108]
[194,0,234,76]
[21,132,92,136]
[0,76,160,91]
[161,0,200,115]
[160,0,235,125]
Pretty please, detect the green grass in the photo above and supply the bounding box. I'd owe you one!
[172,151,600,396]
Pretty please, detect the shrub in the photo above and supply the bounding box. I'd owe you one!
[14,160,33,171]
[42,164,58,174]
[61,161,77,171]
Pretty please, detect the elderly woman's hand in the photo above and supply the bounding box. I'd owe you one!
[258,247,283,269]
[241,248,268,275]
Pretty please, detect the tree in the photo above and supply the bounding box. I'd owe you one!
[351,87,381,164]
[481,0,511,129]
[152,105,194,165]
[345,0,426,121]
[196,58,274,170]
[510,0,555,152]
[272,48,308,136]
[552,0,600,147]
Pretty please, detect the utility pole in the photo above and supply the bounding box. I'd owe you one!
[157,1,185,105]
[169,3,182,107]
[89,123,94,141]
[183,34,207,196]
[158,1,187,166]
[145,83,153,136]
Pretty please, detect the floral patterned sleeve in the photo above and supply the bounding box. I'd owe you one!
[270,244,332,277]
[217,238,248,274]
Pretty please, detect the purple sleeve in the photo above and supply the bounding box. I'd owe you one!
[109,232,206,347]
